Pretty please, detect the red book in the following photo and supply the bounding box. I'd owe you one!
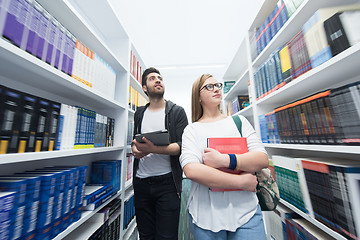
[207,137,248,192]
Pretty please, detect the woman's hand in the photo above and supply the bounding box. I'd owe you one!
[239,172,258,192]
[202,148,229,169]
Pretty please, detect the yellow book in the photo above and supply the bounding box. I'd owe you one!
[279,45,292,83]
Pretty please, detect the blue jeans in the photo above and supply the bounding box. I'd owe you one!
[189,205,266,240]
[134,173,181,240]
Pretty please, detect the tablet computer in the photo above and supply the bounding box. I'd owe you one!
[135,130,170,146]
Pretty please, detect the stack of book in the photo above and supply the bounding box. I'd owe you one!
[0,165,88,239]
[90,160,122,192]
[88,198,122,240]
[254,47,285,100]
[272,155,314,217]
[129,86,148,111]
[255,0,290,56]
[83,184,115,211]
[273,156,360,240]
[0,85,116,154]
[0,0,117,97]
[130,50,144,84]
[0,85,61,154]
[123,195,135,230]
[300,157,360,240]
[259,81,360,145]
[253,4,360,101]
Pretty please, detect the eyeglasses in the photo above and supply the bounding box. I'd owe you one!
[200,82,223,91]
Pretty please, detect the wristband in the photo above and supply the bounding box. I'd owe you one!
[228,154,237,170]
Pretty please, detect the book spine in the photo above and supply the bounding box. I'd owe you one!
[2,0,27,47]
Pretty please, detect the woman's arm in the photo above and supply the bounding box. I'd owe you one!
[183,162,258,192]
[203,148,268,172]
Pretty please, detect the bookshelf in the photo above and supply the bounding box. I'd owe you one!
[0,0,143,239]
[222,0,360,239]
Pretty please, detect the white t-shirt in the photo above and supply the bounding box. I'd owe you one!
[136,108,171,178]
[179,115,267,232]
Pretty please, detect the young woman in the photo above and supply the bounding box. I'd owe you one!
[179,74,269,239]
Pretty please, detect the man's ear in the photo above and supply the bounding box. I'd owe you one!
[142,85,147,94]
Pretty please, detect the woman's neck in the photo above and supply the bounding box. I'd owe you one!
[198,109,226,123]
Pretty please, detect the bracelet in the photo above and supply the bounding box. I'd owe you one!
[228,154,237,170]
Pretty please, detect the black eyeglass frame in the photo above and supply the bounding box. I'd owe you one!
[200,82,223,91]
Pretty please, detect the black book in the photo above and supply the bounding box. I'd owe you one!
[18,93,39,153]
[0,87,22,153]
[305,101,321,144]
[310,100,327,144]
[290,105,301,144]
[237,95,249,110]
[0,85,5,134]
[286,105,298,144]
[34,98,51,152]
[324,12,351,56]
[294,104,306,144]
[299,103,311,144]
[330,82,360,144]
[47,101,61,151]
[275,108,286,143]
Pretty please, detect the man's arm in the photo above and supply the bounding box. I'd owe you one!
[132,138,180,156]
[173,107,189,150]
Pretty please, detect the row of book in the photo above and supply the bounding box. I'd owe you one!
[0,0,117,97]
[272,155,360,240]
[252,0,291,57]
[83,160,122,211]
[253,4,360,100]
[127,119,134,146]
[83,184,116,211]
[223,81,235,94]
[0,165,88,240]
[226,95,250,116]
[126,152,134,182]
[0,84,115,154]
[264,204,336,240]
[259,81,360,145]
[72,41,117,99]
[58,104,115,150]
[130,50,144,84]
[90,160,122,192]
[123,195,135,230]
[129,85,148,112]
[88,198,122,240]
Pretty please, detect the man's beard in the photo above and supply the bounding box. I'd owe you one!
[147,88,164,99]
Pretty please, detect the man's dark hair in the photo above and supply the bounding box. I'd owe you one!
[142,67,161,86]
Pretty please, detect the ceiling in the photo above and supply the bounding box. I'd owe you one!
[110,0,264,119]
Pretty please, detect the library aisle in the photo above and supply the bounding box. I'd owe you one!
[1,0,360,240]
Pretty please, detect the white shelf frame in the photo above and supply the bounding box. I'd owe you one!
[0,147,124,165]
[222,0,360,239]
[54,192,121,240]
[0,39,126,111]
[280,200,346,240]
[0,0,142,239]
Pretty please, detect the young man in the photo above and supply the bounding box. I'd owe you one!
[132,67,188,240]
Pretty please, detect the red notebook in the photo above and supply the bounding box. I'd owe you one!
[207,137,248,192]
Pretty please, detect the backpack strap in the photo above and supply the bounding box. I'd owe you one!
[231,115,242,137]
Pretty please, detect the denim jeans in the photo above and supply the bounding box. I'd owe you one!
[189,205,266,240]
[134,173,181,240]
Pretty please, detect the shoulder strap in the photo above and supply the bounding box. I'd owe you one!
[231,115,242,137]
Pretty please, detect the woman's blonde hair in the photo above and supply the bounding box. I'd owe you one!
[191,74,213,122]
